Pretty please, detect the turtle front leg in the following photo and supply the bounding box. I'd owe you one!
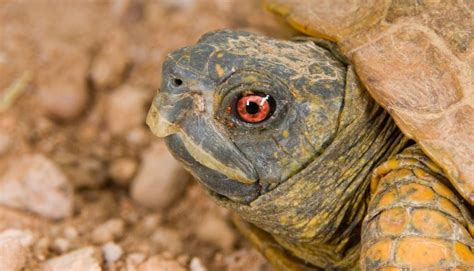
[361,147,474,270]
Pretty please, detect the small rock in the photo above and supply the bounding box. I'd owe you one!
[131,141,190,209]
[63,226,79,240]
[138,255,186,271]
[52,238,70,253]
[102,242,123,264]
[0,154,74,219]
[36,41,89,121]
[90,30,130,90]
[151,227,183,254]
[91,218,125,244]
[195,213,236,251]
[106,85,148,135]
[0,237,27,271]
[0,228,34,247]
[42,246,102,271]
[109,157,138,186]
[190,257,207,271]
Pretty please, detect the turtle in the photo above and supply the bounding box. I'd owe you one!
[146,0,473,270]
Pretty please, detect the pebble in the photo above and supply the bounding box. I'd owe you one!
[63,226,79,240]
[102,242,123,264]
[195,212,237,251]
[0,228,34,247]
[131,141,190,209]
[91,218,125,244]
[42,246,102,271]
[190,257,207,271]
[0,154,74,219]
[90,30,130,90]
[0,237,27,271]
[151,227,183,254]
[108,157,138,186]
[52,238,70,253]
[138,255,186,271]
[36,41,89,121]
[105,85,148,135]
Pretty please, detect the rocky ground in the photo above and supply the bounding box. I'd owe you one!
[0,1,296,270]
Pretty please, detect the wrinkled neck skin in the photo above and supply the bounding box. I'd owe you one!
[214,68,407,269]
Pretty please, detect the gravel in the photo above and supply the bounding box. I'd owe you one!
[131,141,190,209]
[106,85,148,135]
[195,212,237,251]
[102,242,124,264]
[42,246,103,271]
[0,154,74,219]
[91,218,125,244]
[138,255,187,271]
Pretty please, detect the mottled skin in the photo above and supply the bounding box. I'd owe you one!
[147,31,474,270]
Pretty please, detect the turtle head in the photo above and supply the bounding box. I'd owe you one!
[147,30,346,205]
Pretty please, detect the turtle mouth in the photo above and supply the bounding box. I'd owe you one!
[147,101,259,185]
[165,134,261,204]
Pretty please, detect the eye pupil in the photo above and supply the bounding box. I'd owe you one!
[246,101,260,114]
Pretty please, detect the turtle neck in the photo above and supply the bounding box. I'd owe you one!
[216,67,408,269]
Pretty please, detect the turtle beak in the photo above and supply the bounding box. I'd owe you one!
[146,92,259,185]
[146,100,179,138]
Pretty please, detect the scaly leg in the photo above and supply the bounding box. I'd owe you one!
[361,146,474,270]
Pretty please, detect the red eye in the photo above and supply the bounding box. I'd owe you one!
[236,94,272,123]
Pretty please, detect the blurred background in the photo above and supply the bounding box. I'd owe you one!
[0,0,295,270]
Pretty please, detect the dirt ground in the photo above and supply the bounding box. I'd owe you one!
[0,1,297,270]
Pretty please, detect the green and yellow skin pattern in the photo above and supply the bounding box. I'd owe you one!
[147,30,474,270]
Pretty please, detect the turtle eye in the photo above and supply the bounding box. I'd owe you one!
[236,94,275,123]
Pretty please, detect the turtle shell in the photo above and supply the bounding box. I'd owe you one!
[264,0,474,204]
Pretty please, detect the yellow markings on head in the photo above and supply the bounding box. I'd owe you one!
[215,64,225,78]
[282,130,289,138]
[216,52,224,58]
[243,75,258,82]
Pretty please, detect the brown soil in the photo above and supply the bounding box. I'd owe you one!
[0,1,296,270]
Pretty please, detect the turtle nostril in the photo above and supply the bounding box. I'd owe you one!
[171,78,183,87]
